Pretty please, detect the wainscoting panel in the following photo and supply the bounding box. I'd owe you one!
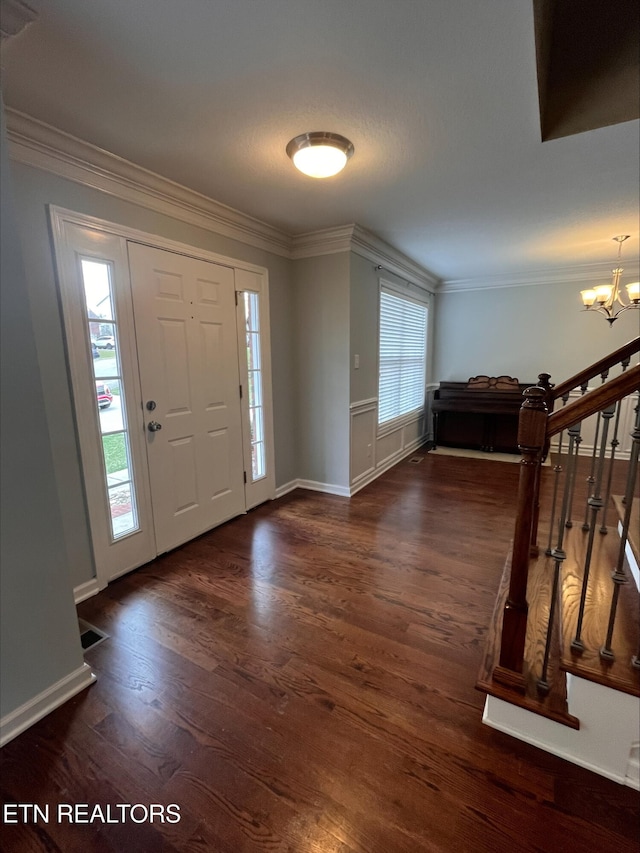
[350,399,377,486]
[375,416,426,470]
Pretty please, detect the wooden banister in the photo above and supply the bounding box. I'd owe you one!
[494,346,640,692]
[547,365,640,438]
[552,337,640,401]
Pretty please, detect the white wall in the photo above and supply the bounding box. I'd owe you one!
[433,278,638,387]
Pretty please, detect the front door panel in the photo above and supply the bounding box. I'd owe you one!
[128,243,245,553]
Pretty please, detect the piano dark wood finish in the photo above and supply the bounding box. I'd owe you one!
[433,376,536,454]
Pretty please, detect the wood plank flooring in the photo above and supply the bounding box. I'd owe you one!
[1,453,638,852]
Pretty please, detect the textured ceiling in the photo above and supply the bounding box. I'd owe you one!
[1,0,639,281]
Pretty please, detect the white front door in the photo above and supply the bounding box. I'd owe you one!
[128,243,246,554]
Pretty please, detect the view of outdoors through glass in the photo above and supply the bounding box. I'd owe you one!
[81,259,139,538]
[243,291,266,480]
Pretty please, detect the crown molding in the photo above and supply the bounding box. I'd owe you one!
[350,224,440,292]
[0,0,41,41]
[12,107,604,295]
[5,108,293,258]
[6,108,441,284]
[292,223,440,292]
[291,224,354,258]
[440,261,640,294]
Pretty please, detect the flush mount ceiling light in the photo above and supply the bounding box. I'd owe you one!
[286,132,354,178]
[580,235,640,325]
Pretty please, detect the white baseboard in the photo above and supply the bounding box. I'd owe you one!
[350,436,427,496]
[73,577,101,604]
[275,478,351,498]
[626,743,640,790]
[297,479,351,497]
[0,662,96,748]
[275,440,428,501]
[274,479,300,499]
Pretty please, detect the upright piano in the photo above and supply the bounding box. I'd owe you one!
[432,375,536,454]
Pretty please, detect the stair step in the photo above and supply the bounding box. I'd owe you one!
[476,549,579,729]
[558,520,640,698]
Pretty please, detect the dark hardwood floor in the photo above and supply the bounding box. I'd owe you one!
[1,453,638,852]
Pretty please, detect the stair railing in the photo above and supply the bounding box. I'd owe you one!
[493,339,640,690]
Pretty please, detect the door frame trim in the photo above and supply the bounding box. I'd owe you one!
[50,206,271,277]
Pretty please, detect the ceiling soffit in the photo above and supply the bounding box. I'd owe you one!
[534,0,640,140]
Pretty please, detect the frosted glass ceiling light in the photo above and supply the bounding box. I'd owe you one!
[286,132,354,178]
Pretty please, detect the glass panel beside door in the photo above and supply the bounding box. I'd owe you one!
[80,258,139,539]
[243,291,266,481]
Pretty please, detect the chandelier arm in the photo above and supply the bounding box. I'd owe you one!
[611,268,629,308]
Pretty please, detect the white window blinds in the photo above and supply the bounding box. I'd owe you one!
[378,288,428,425]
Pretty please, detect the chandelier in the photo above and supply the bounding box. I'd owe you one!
[580,235,640,325]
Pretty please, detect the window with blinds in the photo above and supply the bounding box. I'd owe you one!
[378,287,428,426]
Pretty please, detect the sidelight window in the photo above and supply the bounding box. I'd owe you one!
[81,259,139,538]
[243,291,266,480]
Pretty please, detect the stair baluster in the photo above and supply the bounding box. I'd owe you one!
[601,398,640,662]
[538,422,581,693]
[599,396,625,534]
[571,403,617,653]
[565,381,589,529]
[581,371,609,532]
[545,429,565,556]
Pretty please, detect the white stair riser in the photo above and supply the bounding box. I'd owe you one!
[483,677,640,789]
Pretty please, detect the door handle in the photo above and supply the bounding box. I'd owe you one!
[147,420,162,432]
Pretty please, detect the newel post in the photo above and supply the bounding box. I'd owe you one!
[494,386,548,690]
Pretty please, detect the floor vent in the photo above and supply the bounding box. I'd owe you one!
[78,619,108,651]
[408,456,424,464]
